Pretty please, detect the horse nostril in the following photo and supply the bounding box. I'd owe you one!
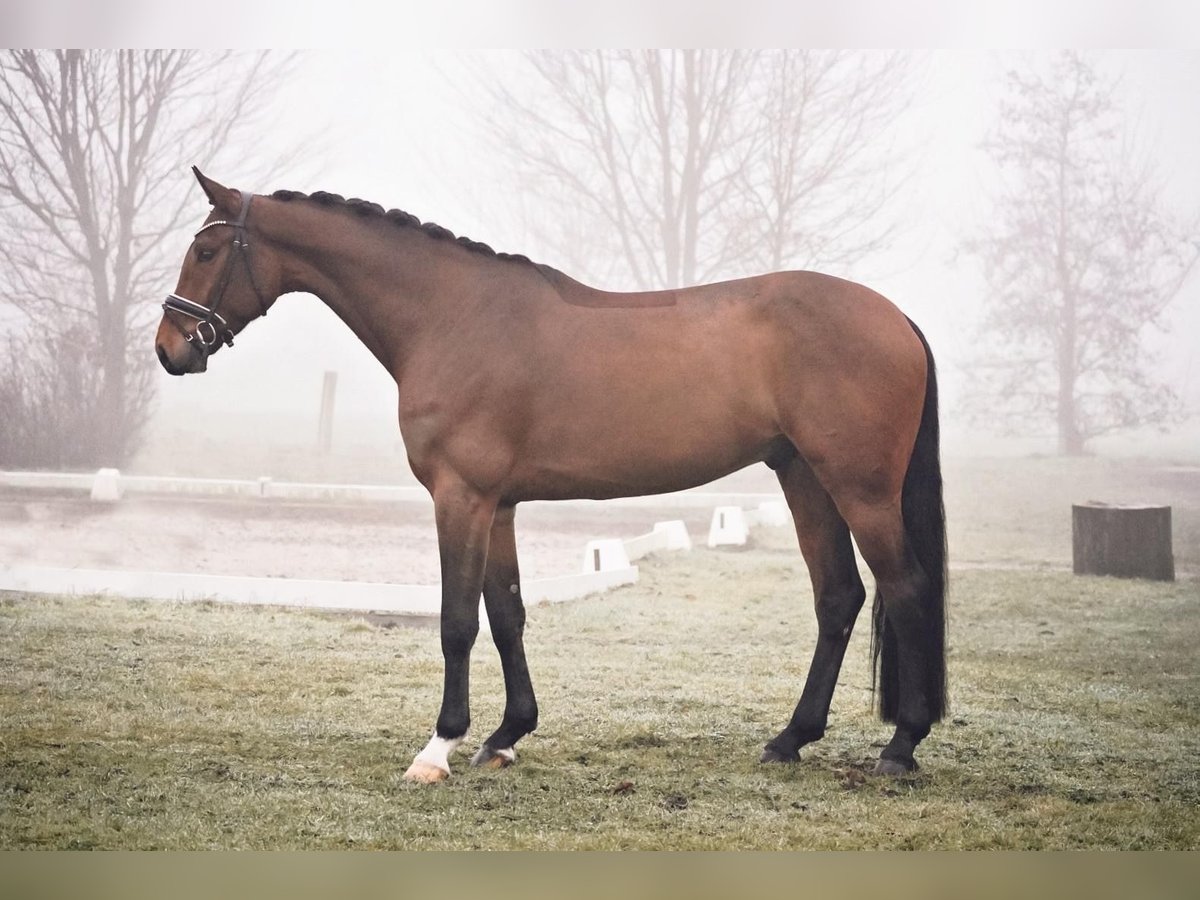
[156,343,184,376]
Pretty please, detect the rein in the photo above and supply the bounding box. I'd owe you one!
[162,190,269,352]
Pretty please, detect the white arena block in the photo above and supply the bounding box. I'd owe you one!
[582,538,632,573]
[653,520,692,551]
[90,468,123,502]
[755,500,791,527]
[622,530,665,561]
[708,506,749,547]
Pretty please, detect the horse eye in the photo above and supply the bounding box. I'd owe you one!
[196,248,215,262]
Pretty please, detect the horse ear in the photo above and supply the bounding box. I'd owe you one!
[192,166,239,212]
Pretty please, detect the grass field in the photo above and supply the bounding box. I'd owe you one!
[3,525,1197,848]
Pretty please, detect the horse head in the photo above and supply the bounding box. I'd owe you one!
[155,168,279,375]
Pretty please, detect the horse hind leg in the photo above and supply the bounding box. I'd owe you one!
[761,452,866,763]
[838,496,946,775]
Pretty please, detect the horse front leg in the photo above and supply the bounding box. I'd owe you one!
[403,477,497,783]
[471,503,538,769]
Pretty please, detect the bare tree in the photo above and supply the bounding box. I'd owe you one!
[963,52,1198,455]
[0,50,293,466]
[734,51,913,274]
[478,50,915,291]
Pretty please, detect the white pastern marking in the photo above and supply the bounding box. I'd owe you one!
[471,744,516,767]
[412,733,466,774]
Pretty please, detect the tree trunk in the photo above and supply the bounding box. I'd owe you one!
[1072,503,1174,581]
[1056,342,1083,454]
[96,317,127,466]
[1058,417,1084,455]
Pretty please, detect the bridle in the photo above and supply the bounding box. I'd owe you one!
[162,190,269,352]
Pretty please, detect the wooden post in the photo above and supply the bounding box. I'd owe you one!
[317,370,337,453]
[1072,503,1174,581]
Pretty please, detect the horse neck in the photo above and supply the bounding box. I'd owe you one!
[266,203,493,376]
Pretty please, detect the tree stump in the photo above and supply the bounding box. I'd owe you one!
[1072,503,1174,581]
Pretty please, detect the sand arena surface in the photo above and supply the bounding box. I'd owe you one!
[0,488,723,585]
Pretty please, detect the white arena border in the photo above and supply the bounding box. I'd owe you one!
[0,468,791,620]
[0,468,779,510]
[1,517,701,618]
[0,564,640,623]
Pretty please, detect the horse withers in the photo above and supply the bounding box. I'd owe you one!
[155,169,947,783]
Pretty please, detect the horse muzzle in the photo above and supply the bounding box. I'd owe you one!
[156,338,208,375]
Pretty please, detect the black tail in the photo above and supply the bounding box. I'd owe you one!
[871,319,948,724]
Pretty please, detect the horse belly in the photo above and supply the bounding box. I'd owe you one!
[509,354,780,501]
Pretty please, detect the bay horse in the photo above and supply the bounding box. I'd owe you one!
[155,169,947,783]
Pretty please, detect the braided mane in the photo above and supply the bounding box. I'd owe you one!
[269,189,534,265]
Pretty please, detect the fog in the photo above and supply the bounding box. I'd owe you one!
[141,50,1199,471]
[0,49,1197,476]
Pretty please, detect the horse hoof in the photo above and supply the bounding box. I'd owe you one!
[873,757,917,777]
[760,747,800,764]
[403,761,449,783]
[470,745,516,769]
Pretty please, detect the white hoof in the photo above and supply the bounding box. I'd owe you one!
[403,761,450,783]
[404,733,464,783]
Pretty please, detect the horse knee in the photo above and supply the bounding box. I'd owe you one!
[488,603,526,651]
[814,580,866,638]
[441,614,480,658]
